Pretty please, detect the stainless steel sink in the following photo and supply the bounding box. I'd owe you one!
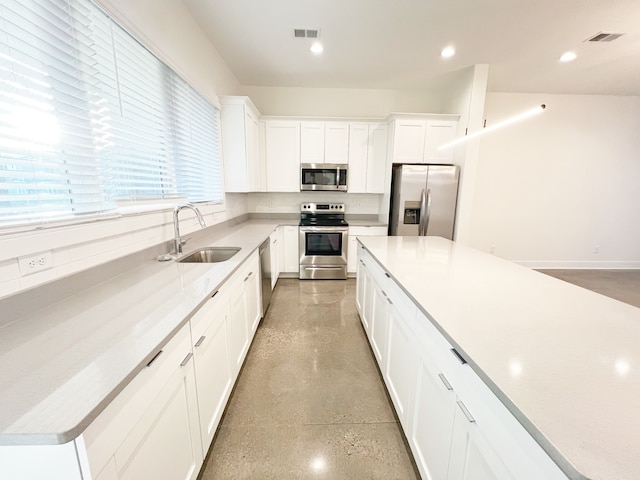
[177,247,241,263]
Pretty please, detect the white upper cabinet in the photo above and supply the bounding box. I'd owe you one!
[425,120,457,163]
[348,123,388,193]
[220,96,261,192]
[301,121,349,164]
[389,116,458,165]
[324,122,349,164]
[300,121,325,163]
[264,120,301,192]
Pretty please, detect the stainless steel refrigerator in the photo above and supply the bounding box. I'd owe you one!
[388,164,460,238]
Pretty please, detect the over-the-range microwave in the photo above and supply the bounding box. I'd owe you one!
[300,163,348,192]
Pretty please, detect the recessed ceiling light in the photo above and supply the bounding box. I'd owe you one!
[441,46,455,58]
[310,41,324,55]
[559,51,577,63]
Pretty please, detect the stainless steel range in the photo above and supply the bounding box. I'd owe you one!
[299,203,348,280]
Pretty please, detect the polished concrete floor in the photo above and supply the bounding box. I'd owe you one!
[537,269,640,308]
[200,279,419,480]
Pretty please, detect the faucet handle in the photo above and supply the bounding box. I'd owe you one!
[181,237,191,247]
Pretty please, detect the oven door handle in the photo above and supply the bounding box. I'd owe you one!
[299,226,348,233]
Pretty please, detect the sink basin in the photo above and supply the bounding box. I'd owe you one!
[178,247,241,263]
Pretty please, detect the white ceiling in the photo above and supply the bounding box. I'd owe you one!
[183,0,640,95]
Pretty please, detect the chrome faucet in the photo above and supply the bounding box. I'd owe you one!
[173,203,206,255]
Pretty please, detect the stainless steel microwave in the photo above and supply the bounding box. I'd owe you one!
[300,163,348,192]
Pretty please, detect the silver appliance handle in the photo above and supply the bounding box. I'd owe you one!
[299,226,348,233]
[418,189,427,236]
[425,189,432,235]
[336,166,340,189]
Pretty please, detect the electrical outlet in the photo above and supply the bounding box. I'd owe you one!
[594,245,600,254]
[18,251,53,276]
[489,245,495,254]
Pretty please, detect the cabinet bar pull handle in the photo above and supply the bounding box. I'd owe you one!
[457,400,476,423]
[244,275,249,282]
[438,373,453,391]
[451,348,467,365]
[146,350,163,367]
[386,297,393,305]
[385,272,391,278]
[381,290,387,297]
[180,352,193,367]
[194,335,206,347]
[211,290,219,298]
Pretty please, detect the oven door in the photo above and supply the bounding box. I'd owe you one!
[299,226,348,278]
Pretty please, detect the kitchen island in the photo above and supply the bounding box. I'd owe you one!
[357,235,640,480]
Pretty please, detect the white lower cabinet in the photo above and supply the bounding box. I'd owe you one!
[114,349,202,480]
[356,246,570,480]
[190,287,233,451]
[384,301,417,427]
[282,225,299,274]
[370,281,388,367]
[270,230,280,288]
[227,251,261,376]
[347,226,387,274]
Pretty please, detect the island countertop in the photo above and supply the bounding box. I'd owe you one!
[0,221,278,446]
[359,235,640,480]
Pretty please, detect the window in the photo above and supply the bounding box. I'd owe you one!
[0,0,223,229]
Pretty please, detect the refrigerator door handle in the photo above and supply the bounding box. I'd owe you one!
[425,188,432,235]
[419,189,427,236]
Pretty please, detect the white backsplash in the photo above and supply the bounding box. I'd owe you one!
[248,192,382,215]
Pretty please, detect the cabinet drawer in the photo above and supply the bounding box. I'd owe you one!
[190,284,229,344]
[80,323,192,477]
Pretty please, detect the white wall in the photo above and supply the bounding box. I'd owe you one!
[468,93,640,268]
[249,192,381,216]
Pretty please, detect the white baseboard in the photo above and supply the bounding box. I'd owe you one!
[516,260,640,270]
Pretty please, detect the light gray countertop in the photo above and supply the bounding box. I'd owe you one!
[358,236,640,480]
[0,221,278,446]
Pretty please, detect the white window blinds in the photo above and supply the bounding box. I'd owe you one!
[0,0,223,228]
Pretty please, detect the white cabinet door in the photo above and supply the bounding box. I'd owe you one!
[246,108,261,190]
[385,302,417,427]
[220,96,261,193]
[367,123,388,193]
[410,352,457,480]
[347,124,368,193]
[114,347,202,480]
[191,295,233,452]
[282,225,299,273]
[270,230,280,288]
[300,121,324,163]
[392,120,426,163]
[265,121,300,192]
[370,282,388,367]
[228,275,250,376]
[324,122,349,164]
[447,401,514,480]
[243,259,262,334]
[425,120,456,164]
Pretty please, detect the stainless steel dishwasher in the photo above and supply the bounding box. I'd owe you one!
[259,238,272,317]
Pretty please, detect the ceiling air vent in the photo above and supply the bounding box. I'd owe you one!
[293,28,320,39]
[585,32,624,42]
